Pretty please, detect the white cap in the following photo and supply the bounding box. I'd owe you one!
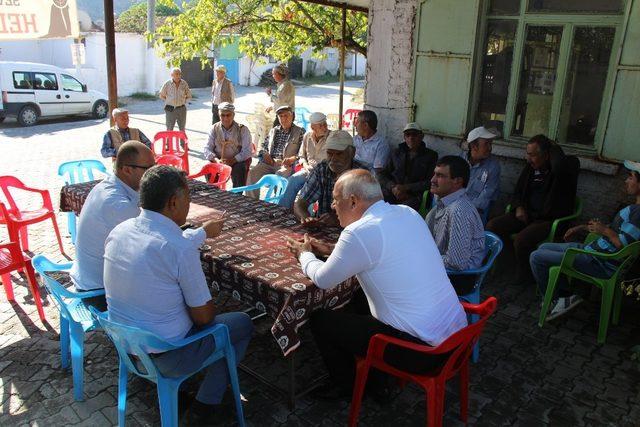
[403,122,422,133]
[309,112,327,124]
[325,130,354,151]
[214,64,227,72]
[624,160,640,175]
[111,108,128,118]
[467,126,500,142]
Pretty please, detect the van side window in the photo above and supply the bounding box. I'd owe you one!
[34,73,58,91]
[61,74,83,92]
[12,71,33,90]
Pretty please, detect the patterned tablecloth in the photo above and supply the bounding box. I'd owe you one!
[59,179,358,356]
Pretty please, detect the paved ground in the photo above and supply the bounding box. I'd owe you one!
[1,81,640,426]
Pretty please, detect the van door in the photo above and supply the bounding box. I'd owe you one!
[32,71,64,116]
[60,74,92,114]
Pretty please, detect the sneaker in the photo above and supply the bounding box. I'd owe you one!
[546,295,583,321]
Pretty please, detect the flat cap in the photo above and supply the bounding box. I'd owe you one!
[325,130,354,151]
[309,112,327,124]
[218,102,235,112]
[276,105,293,114]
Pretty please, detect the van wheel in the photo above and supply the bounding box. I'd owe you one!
[92,100,108,119]
[17,105,38,126]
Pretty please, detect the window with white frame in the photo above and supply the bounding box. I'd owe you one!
[475,0,624,147]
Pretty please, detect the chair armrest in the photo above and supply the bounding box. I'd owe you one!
[418,190,430,217]
[446,267,487,276]
[172,323,229,348]
[547,211,581,243]
[229,183,260,193]
[367,333,437,361]
[505,204,512,213]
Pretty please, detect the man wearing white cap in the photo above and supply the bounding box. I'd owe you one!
[211,64,235,124]
[530,160,640,320]
[294,130,366,226]
[101,108,152,159]
[278,112,330,208]
[204,102,252,187]
[463,126,501,222]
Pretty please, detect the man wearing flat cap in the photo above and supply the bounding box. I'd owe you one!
[278,112,330,208]
[246,105,304,198]
[294,130,367,227]
[530,160,640,320]
[204,102,252,187]
[101,108,152,159]
[211,64,235,124]
[266,64,296,126]
[378,122,438,212]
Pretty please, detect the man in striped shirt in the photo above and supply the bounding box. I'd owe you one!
[425,156,485,295]
[530,160,640,319]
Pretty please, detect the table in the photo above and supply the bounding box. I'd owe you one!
[59,179,359,407]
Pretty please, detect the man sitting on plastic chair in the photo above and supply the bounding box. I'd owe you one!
[103,165,253,424]
[530,161,640,320]
[425,156,485,295]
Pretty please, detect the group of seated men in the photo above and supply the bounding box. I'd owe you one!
[87,107,640,419]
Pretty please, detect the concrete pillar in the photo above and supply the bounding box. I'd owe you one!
[364,0,418,146]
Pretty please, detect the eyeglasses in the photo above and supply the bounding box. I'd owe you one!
[125,164,155,171]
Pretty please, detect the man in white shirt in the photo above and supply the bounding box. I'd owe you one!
[353,110,391,174]
[70,140,155,310]
[104,166,253,424]
[287,169,466,399]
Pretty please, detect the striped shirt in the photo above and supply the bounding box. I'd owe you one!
[425,188,485,271]
[586,205,640,258]
[159,79,192,107]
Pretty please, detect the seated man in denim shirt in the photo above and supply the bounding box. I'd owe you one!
[353,110,390,174]
[462,126,501,222]
[530,161,640,320]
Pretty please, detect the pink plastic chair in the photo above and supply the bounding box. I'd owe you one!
[0,240,46,321]
[0,177,64,254]
[342,108,362,132]
[153,131,189,174]
[188,163,233,190]
[155,154,186,171]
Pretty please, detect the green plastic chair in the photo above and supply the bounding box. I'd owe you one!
[506,197,583,244]
[538,239,640,344]
[418,190,435,218]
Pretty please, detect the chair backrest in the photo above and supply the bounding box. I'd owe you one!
[188,163,232,189]
[0,175,28,213]
[610,241,640,282]
[257,174,288,203]
[155,154,185,170]
[58,160,108,185]
[90,308,176,382]
[152,131,188,157]
[342,108,362,129]
[31,255,80,320]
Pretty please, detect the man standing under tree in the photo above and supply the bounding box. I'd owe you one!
[211,64,235,124]
[159,67,192,132]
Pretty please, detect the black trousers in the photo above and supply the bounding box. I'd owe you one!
[212,104,220,124]
[310,288,449,391]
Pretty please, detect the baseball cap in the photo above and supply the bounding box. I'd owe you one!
[218,102,235,112]
[214,64,227,72]
[624,160,640,175]
[403,122,422,133]
[325,130,354,151]
[276,105,292,114]
[309,112,327,125]
[467,126,500,142]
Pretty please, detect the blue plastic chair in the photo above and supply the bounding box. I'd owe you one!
[57,159,108,244]
[31,254,104,401]
[229,174,289,204]
[446,231,503,362]
[294,107,312,130]
[90,308,246,427]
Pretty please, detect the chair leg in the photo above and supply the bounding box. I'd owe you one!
[597,285,615,344]
[224,348,246,427]
[18,226,29,252]
[156,379,179,427]
[348,359,370,427]
[50,215,66,255]
[539,267,561,327]
[469,289,480,363]
[70,322,85,401]
[459,361,469,424]
[118,358,128,427]
[67,212,77,245]
[612,281,623,326]
[60,316,70,369]
[23,261,45,321]
[426,384,443,427]
[1,273,15,301]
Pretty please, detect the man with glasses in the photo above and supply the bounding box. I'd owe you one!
[70,141,156,310]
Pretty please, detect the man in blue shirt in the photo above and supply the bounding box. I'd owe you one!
[462,126,501,222]
[104,166,253,424]
[353,110,390,174]
[70,140,155,310]
[530,160,640,319]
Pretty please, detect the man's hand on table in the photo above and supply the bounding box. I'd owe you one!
[310,238,335,257]
[286,234,313,258]
[202,217,225,238]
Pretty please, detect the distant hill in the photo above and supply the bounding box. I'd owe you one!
[77,0,179,21]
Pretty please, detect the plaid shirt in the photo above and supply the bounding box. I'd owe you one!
[263,127,291,159]
[299,159,367,217]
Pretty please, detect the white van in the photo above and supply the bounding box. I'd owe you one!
[0,61,109,126]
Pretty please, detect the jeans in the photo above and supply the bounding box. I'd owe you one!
[152,312,253,405]
[529,242,612,298]
[277,169,308,208]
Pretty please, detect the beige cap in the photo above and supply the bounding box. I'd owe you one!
[325,130,354,151]
[214,64,227,72]
[218,102,235,112]
[273,63,289,76]
[276,105,293,114]
[111,107,128,118]
[309,112,327,124]
[624,160,640,175]
[403,122,422,133]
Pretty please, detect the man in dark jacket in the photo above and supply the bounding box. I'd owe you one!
[487,134,579,280]
[377,123,438,211]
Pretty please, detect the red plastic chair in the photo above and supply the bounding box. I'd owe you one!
[155,154,185,170]
[0,241,46,321]
[342,108,362,132]
[0,177,65,255]
[188,163,233,190]
[348,297,498,427]
[153,131,190,174]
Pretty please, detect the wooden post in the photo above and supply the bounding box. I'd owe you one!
[104,0,118,126]
[338,6,346,130]
[147,0,156,48]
